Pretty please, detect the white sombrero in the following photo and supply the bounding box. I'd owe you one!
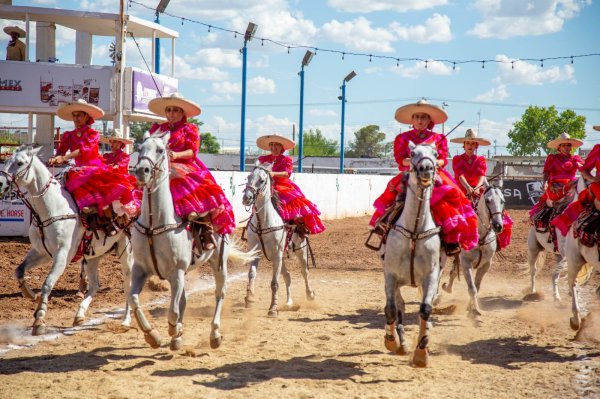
[256,133,295,151]
[56,99,104,121]
[449,128,491,146]
[3,26,26,38]
[394,99,448,124]
[100,129,134,145]
[148,93,201,118]
[547,132,583,149]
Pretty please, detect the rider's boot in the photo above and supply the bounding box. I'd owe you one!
[444,242,461,256]
[294,218,310,239]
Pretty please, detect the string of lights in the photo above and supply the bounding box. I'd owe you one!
[128,0,599,69]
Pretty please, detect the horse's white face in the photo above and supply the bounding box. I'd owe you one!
[1,146,40,190]
[482,179,505,233]
[135,133,169,187]
[408,143,437,187]
[242,163,272,206]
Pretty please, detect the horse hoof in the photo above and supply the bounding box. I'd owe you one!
[76,291,85,299]
[412,347,429,368]
[442,283,452,294]
[170,337,183,351]
[144,329,162,349]
[267,309,278,317]
[73,316,85,327]
[523,292,543,302]
[396,342,410,356]
[244,297,255,308]
[306,290,316,301]
[384,333,400,353]
[570,316,580,331]
[32,319,46,336]
[210,335,223,349]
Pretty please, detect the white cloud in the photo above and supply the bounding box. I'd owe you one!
[211,81,241,95]
[247,115,295,138]
[185,48,241,68]
[321,17,396,52]
[493,55,576,85]
[308,109,337,117]
[389,13,452,43]
[474,84,510,102]
[248,76,276,94]
[326,0,449,13]
[468,0,589,39]
[390,60,455,79]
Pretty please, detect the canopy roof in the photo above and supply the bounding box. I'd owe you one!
[0,4,178,39]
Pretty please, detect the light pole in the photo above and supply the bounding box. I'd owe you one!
[339,71,356,174]
[298,50,314,173]
[154,0,171,74]
[240,22,257,171]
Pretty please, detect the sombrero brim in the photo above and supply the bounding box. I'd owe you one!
[56,102,104,121]
[593,125,600,131]
[547,138,583,149]
[148,96,201,117]
[394,102,448,124]
[449,137,492,146]
[3,26,26,38]
[256,135,295,151]
[100,136,134,145]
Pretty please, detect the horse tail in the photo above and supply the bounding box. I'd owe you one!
[575,263,594,287]
[227,236,260,264]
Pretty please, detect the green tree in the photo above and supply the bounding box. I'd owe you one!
[301,128,338,156]
[507,106,586,156]
[346,125,387,158]
[199,132,220,153]
[128,121,152,146]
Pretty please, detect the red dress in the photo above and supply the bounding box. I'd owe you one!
[57,125,139,217]
[149,120,235,234]
[529,152,583,218]
[103,149,130,175]
[452,153,487,197]
[258,154,325,235]
[371,128,478,250]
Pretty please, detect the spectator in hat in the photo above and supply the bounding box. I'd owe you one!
[4,26,26,61]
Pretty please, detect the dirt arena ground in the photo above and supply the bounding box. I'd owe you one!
[0,210,598,398]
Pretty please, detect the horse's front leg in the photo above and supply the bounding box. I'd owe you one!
[566,252,585,331]
[15,248,50,301]
[442,255,459,293]
[552,253,567,302]
[116,236,133,326]
[295,238,315,301]
[413,262,439,368]
[73,258,100,326]
[130,263,161,348]
[462,255,481,319]
[168,268,186,351]
[526,229,543,297]
[244,236,259,308]
[31,247,70,336]
[383,272,408,355]
[268,252,284,317]
[208,241,228,349]
[281,259,294,308]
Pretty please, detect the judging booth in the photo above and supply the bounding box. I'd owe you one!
[0,3,179,236]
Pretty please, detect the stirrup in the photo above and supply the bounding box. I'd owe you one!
[365,229,384,251]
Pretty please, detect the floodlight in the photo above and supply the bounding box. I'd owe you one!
[344,71,357,82]
[301,50,314,67]
[245,22,258,41]
[156,0,171,13]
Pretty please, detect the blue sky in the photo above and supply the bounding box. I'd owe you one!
[2,0,600,156]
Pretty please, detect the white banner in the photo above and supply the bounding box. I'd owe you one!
[0,61,114,115]
[0,198,30,237]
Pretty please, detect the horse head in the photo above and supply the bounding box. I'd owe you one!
[242,161,272,207]
[1,145,42,191]
[408,142,437,188]
[135,132,169,189]
[482,177,505,233]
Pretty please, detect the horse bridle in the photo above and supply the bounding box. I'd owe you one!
[243,165,271,207]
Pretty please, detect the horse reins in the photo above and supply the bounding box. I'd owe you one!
[471,185,503,269]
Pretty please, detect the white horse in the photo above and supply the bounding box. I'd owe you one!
[241,163,315,317]
[441,178,506,318]
[382,142,441,368]
[130,132,255,350]
[526,177,584,301]
[564,204,599,331]
[0,145,132,335]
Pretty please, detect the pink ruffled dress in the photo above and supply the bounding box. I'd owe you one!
[258,154,325,235]
[149,120,235,234]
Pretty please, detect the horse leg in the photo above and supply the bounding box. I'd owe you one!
[130,263,161,348]
[552,254,567,302]
[413,269,439,367]
[245,257,259,308]
[525,229,544,300]
[15,248,50,301]
[73,258,100,326]
[31,248,70,336]
[268,254,283,317]
[168,268,186,351]
[281,260,294,308]
[208,246,227,349]
[463,257,482,319]
[77,262,87,298]
[296,241,315,301]
[566,251,585,331]
[442,255,459,293]
[115,236,133,326]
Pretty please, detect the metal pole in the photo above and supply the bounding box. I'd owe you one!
[298,66,305,172]
[340,81,346,174]
[154,12,160,74]
[240,41,248,171]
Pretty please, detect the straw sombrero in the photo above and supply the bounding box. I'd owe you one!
[100,129,134,145]
[450,129,491,146]
[547,132,583,149]
[256,133,295,151]
[3,26,26,38]
[394,99,448,124]
[593,125,600,131]
[148,93,201,117]
[56,99,104,121]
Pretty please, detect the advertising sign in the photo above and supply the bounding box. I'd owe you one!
[502,179,544,208]
[130,67,178,115]
[0,193,30,237]
[0,61,114,114]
